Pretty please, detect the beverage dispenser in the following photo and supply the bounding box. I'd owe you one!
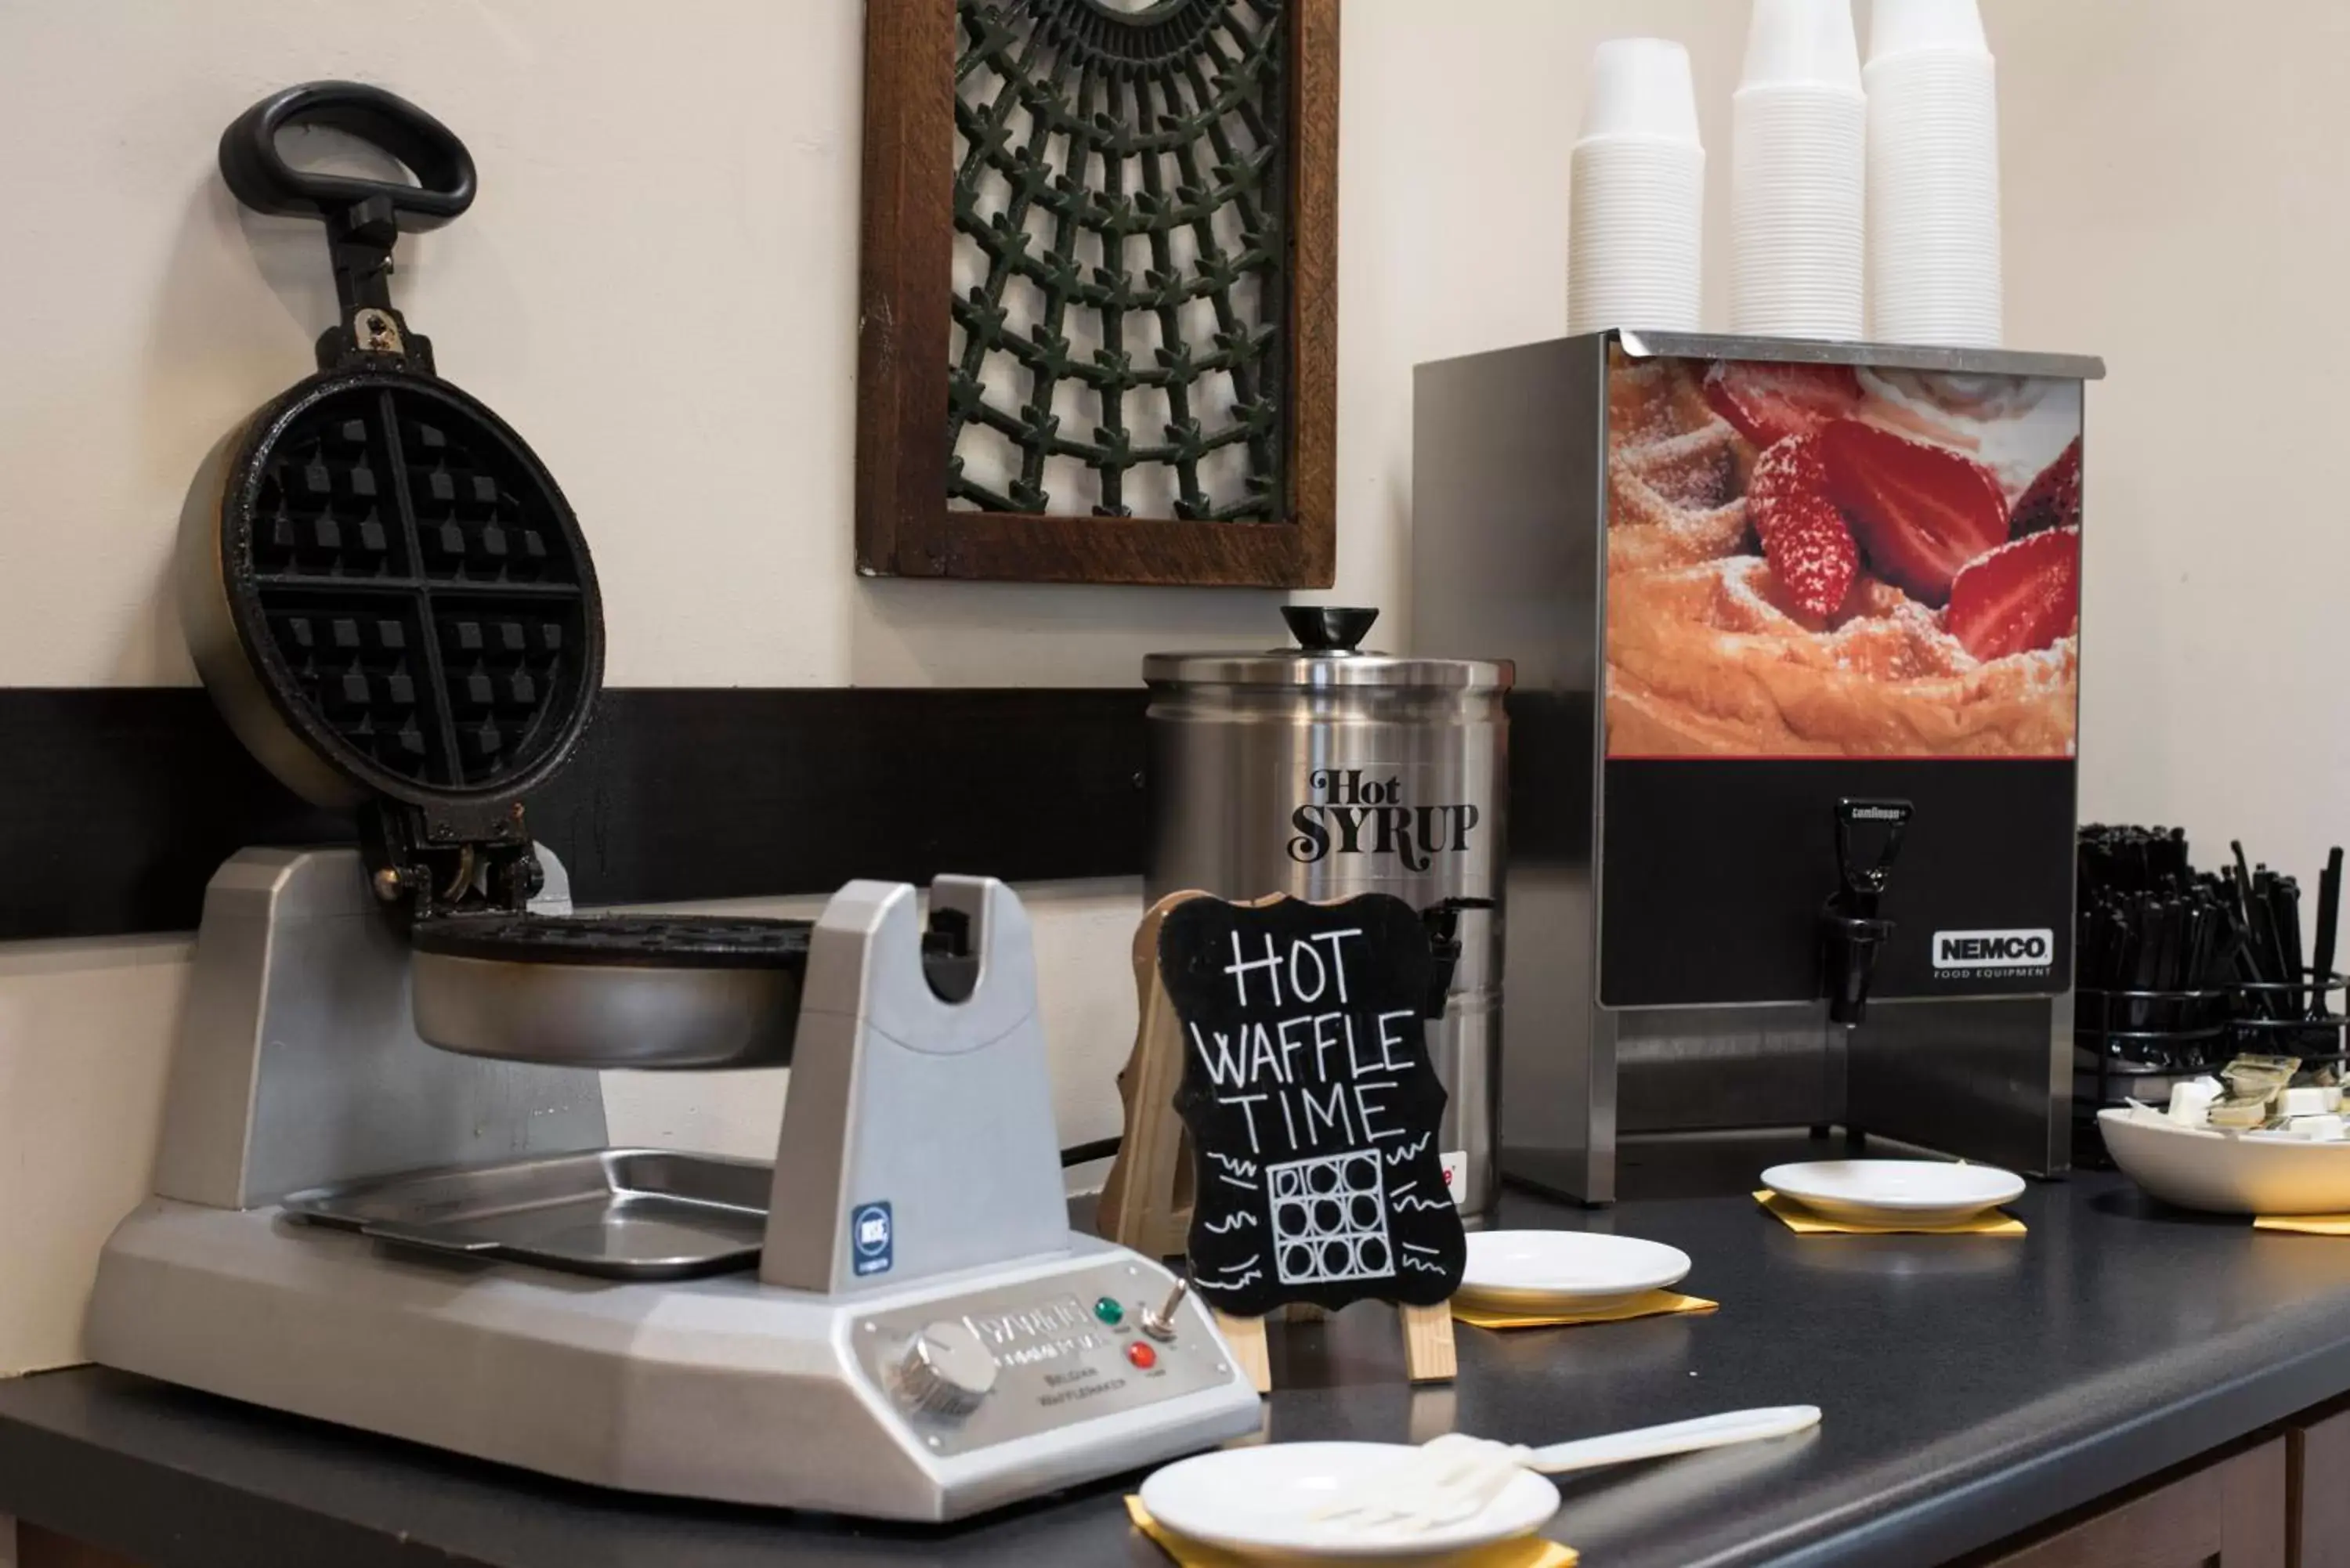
[1144,609,1511,1218]
[1412,331,2102,1203]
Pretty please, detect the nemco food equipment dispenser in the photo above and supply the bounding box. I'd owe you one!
[1413,331,2102,1203]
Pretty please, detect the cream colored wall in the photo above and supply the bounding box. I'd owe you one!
[1994,1,2350,887]
[0,0,2341,1375]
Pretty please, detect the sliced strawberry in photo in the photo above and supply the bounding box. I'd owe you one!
[2009,438,2083,537]
[1818,418,2009,605]
[1702,361,1864,448]
[1946,527,2080,661]
[1747,433,1858,622]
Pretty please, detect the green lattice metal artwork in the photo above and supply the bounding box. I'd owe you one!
[951,0,1288,522]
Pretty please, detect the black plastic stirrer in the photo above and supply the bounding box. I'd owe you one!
[2313,848,2344,1022]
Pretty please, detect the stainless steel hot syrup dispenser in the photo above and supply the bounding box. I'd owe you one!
[1143,606,1512,1216]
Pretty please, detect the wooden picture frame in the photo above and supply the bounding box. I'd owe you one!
[855,0,1339,587]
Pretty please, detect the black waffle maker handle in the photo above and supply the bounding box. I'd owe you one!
[219,82,477,370]
[219,81,475,227]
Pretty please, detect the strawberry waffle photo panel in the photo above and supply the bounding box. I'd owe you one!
[1609,352,2081,761]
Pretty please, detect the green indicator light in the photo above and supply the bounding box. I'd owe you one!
[1094,1296,1125,1326]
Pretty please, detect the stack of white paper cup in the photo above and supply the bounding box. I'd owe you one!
[1569,38,1704,335]
[1731,0,1864,338]
[1865,0,2001,346]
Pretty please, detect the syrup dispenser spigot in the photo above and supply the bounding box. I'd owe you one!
[1822,799,1913,1025]
[1419,897,1498,1019]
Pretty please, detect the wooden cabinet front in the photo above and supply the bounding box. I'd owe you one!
[2293,1403,2350,1568]
[1983,1438,2286,1568]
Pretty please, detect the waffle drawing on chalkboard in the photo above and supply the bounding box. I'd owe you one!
[1158,893,1466,1318]
[1269,1151,1390,1285]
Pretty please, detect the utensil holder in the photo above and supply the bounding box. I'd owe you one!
[2228,969,2349,1065]
[2071,984,2230,1167]
[2072,971,2349,1165]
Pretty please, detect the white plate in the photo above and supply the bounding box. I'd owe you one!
[2099,1106,2350,1215]
[1762,1159,2023,1227]
[1141,1442,1559,1563]
[1458,1230,1692,1311]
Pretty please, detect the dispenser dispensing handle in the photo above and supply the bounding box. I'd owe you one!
[1834,799,1914,913]
[1419,898,1496,1019]
[1823,800,1913,1026]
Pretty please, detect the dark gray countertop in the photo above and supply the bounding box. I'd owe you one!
[9,1136,2350,1568]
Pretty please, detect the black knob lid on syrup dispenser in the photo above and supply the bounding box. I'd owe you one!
[1822,799,1913,1026]
[1281,605,1379,652]
[1146,606,1506,690]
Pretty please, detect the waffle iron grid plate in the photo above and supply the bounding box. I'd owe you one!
[222,372,602,807]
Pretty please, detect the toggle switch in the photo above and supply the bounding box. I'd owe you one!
[1139,1276,1189,1342]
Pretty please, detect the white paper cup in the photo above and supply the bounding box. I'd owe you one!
[1570,269,1702,332]
[1582,38,1702,143]
[1570,47,1704,340]
[1867,58,1998,121]
[1731,83,1862,338]
[1872,311,2000,347]
[1744,0,1862,90]
[1574,143,1707,206]
[1865,45,2000,345]
[1868,0,1989,62]
[1871,284,2001,345]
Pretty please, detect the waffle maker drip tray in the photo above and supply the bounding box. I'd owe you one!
[284,1149,772,1279]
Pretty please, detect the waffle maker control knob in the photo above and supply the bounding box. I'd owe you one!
[896,1321,997,1418]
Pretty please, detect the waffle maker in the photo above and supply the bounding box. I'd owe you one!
[85,83,1259,1520]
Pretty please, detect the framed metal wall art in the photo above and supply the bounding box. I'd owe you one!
[856,0,1339,587]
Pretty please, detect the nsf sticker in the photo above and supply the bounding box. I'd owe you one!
[851,1201,893,1277]
[1440,1150,1467,1205]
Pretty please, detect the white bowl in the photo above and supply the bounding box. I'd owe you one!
[1761,1158,2023,1225]
[2099,1107,2350,1215]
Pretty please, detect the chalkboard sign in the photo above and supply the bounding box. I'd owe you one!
[1159,893,1467,1317]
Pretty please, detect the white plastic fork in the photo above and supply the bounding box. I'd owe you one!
[1311,1405,1823,1535]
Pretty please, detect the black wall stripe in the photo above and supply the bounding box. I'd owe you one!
[0,688,1147,941]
